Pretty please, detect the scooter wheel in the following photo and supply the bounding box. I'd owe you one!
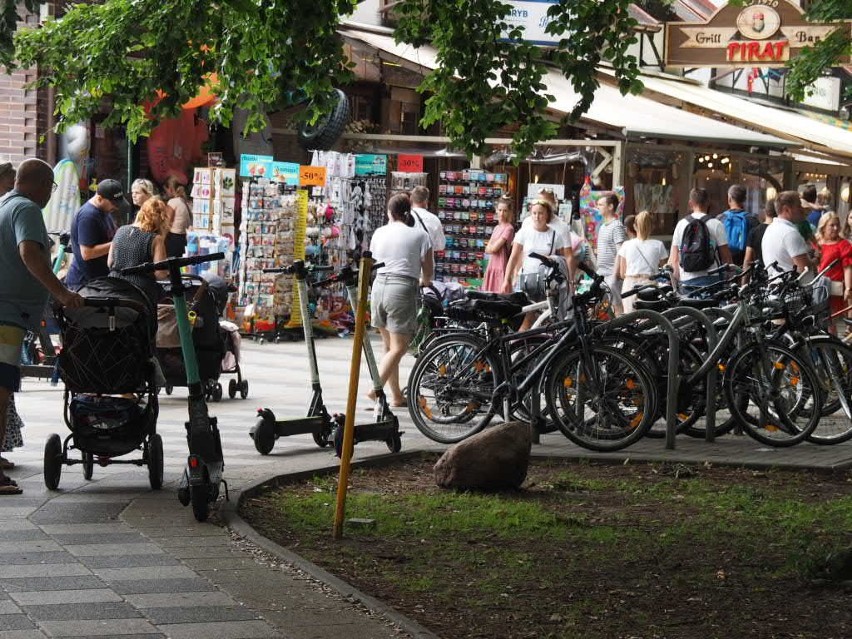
[387,432,402,454]
[313,424,332,448]
[239,380,249,399]
[82,452,94,480]
[190,485,210,522]
[165,384,173,396]
[43,434,63,490]
[148,434,163,490]
[212,383,223,402]
[228,379,237,399]
[177,486,191,507]
[253,414,276,455]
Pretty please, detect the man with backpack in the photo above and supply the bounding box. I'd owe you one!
[669,188,732,292]
[717,184,758,266]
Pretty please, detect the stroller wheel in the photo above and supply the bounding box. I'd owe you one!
[82,452,94,480]
[239,380,249,399]
[43,434,63,490]
[148,434,163,491]
[228,379,237,399]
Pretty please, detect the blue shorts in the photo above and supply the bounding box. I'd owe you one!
[0,324,25,392]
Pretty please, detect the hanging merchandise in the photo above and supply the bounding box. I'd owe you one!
[579,182,626,248]
[238,179,300,336]
[437,169,508,287]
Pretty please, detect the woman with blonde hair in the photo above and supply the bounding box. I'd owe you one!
[130,178,157,208]
[163,174,192,257]
[815,211,852,334]
[108,198,171,306]
[502,198,571,329]
[615,210,667,314]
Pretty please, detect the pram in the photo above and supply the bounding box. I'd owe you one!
[44,277,163,490]
[157,274,248,401]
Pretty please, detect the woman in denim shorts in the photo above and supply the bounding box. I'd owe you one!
[369,193,434,406]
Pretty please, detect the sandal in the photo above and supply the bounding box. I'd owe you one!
[0,476,21,495]
[0,457,15,470]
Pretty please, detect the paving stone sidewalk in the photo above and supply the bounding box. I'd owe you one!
[5,336,851,638]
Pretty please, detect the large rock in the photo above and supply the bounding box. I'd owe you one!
[434,421,532,491]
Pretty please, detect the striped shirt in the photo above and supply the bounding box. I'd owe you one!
[596,219,626,276]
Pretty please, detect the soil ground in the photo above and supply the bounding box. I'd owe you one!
[240,456,852,639]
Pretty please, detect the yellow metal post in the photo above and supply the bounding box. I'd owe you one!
[333,252,374,539]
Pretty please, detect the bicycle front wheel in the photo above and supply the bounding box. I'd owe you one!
[406,334,498,444]
[545,345,656,451]
[724,342,822,447]
[800,336,852,445]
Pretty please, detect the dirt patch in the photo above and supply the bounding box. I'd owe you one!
[241,456,852,639]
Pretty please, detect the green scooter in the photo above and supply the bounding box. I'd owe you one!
[123,252,226,522]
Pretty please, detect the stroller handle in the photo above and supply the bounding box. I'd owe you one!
[82,297,148,314]
[121,252,225,276]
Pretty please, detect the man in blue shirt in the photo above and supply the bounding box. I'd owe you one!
[0,159,83,494]
[65,179,124,288]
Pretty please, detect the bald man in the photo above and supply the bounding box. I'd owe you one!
[0,158,83,493]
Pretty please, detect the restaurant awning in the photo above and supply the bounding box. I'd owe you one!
[623,70,852,160]
[339,27,793,150]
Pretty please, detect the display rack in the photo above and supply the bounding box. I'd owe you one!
[238,180,297,336]
[436,169,508,284]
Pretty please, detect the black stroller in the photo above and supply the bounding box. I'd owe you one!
[45,277,163,490]
[157,274,247,401]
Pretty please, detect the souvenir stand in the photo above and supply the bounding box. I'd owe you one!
[436,169,508,287]
[187,166,238,281]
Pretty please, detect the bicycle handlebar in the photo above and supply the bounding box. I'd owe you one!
[121,252,224,276]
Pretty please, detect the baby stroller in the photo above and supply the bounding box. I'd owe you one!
[203,274,248,400]
[45,277,163,490]
[157,274,247,401]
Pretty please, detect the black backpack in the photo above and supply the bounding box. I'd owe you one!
[679,214,715,272]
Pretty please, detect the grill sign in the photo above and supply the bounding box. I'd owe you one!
[665,0,851,68]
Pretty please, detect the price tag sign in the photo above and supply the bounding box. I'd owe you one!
[397,154,424,173]
[272,161,299,185]
[299,165,327,187]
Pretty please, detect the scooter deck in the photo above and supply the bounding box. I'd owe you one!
[273,415,330,436]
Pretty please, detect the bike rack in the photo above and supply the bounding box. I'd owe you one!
[594,310,680,449]
[661,307,719,443]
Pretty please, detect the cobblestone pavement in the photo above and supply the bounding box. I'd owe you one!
[5,335,851,638]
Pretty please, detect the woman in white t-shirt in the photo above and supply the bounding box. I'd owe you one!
[502,199,571,328]
[615,211,668,314]
[369,193,433,406]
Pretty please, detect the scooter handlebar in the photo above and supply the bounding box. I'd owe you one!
[121,252,225,276]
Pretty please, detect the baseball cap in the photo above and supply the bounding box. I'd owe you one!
[96,179,126,203]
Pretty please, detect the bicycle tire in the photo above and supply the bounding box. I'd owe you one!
[799,336,852,445]
[545,344,656,451]
[724,342,823,447]
[406,333,498,444]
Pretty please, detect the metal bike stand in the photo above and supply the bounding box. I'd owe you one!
[661,307,719,443]
[594,310,680,449]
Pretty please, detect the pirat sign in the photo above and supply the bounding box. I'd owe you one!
[665,0,851,68]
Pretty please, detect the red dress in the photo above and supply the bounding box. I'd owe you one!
[482,223,515,293]
[818,240,852,314]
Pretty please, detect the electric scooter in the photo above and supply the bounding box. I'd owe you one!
[250,260,338,453]
[123,252,227,523]
[250,260,402,455]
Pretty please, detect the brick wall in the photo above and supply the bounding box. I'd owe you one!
[0,67,40,163]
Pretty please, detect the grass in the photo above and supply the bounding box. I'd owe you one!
[241,457,852,639]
